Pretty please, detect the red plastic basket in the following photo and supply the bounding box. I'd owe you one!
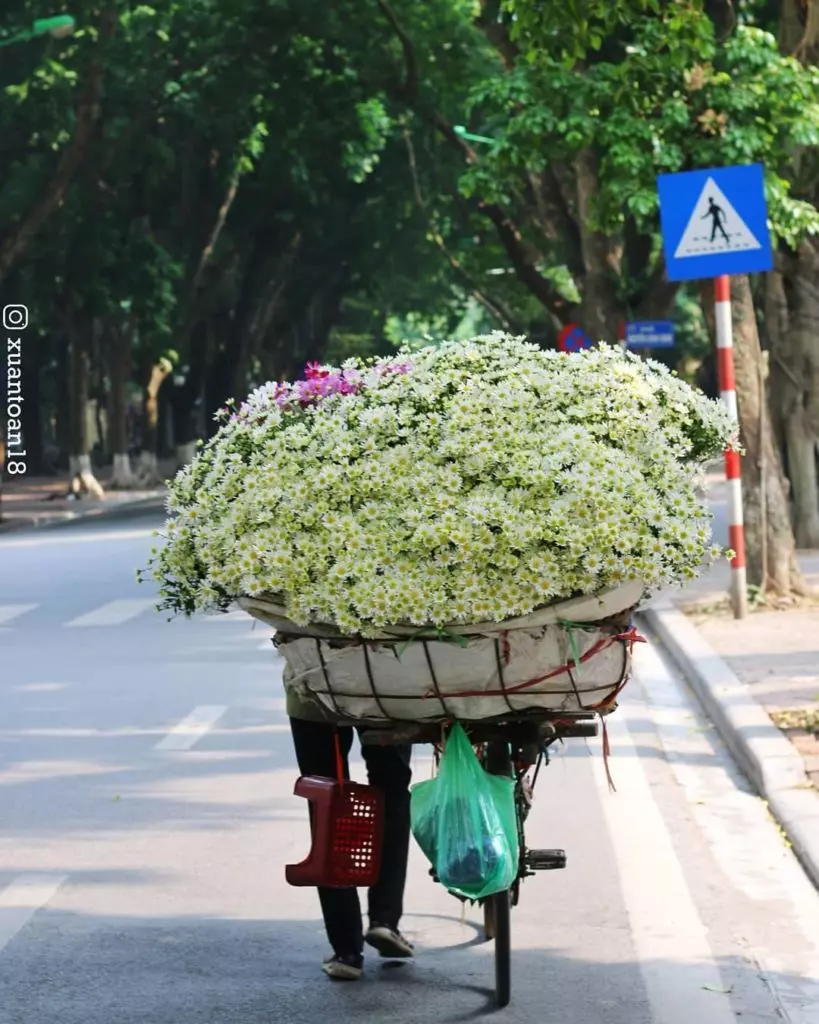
[286,776,385,888]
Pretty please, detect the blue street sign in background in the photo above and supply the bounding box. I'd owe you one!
[625,321,675,349]
[657,163,773,282]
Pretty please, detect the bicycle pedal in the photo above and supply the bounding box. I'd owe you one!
[525,848,567,871]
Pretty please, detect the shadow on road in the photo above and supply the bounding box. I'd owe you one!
[0,904,811,1024]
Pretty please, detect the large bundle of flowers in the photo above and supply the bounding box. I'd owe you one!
[145,334,736,638]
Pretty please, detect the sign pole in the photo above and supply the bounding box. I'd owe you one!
[656,163,771,619]
[714,274,748,619]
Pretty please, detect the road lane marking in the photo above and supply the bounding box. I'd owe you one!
[154,706,228,751]
[0,727,167,738]
[10,682,68,693]
[64,599,155,627]
[0,527,156,549]
[0,604,37,625]
[204,610,250,623]
[634,640,789,901]
[0,875,67,953]
[591,699,736,1024]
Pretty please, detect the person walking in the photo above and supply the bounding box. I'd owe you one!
[288,694,415,981]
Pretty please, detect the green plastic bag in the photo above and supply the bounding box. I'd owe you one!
[410,724,519,900]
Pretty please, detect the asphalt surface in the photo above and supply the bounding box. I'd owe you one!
[1,508,818,1024]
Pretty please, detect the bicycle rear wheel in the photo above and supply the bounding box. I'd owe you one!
[482,739,514,1007]
[487,889,511,1007]
[483,894,496,939]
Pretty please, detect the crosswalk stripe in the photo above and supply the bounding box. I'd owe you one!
[0,604,37,625]
[154,705,228,751]
[590,694,737,1024]
[64,599,155,627]
[0,875,67,953]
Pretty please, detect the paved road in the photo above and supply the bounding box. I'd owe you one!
[707,474,729,547]
[1,509,818,1024]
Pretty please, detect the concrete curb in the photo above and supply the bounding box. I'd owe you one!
[640,602,819,891]
[0,493,166,535]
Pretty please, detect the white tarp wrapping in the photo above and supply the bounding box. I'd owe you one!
[278,625,629,722]
[238,580,643,723]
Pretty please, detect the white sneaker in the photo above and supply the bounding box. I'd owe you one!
[322,953,364,980]
[365,925,414,959]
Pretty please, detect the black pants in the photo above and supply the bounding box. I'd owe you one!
[289,717,412,957]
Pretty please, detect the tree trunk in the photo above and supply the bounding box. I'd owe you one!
[575,148,621,342]
[768,247,819,548]
[68,328,104,499]
[136,357,173,484]
[204,314,236,435]
[158,380,174,458]
[763,270,789,467]
[68,335,87,462]
[271,279,349,381]
[784,417,819,548]
[779,0,819,63]
[774,5,819,550]
[171,321,209,468]
[89,321,107,461]
[705,276,806,595]
[784,242,819,547]
[231,232,303,401]
[55,341,71,471]
[21,330,44,474]
[108,324,136,488]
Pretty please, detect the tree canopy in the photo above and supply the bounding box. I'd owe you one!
[2,0,819,564]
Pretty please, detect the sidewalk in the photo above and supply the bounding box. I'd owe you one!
[0,465,170,533]
[684,561,819,788]
[642,551,819,888]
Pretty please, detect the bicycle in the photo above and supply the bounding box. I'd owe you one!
[360,710,601,1008]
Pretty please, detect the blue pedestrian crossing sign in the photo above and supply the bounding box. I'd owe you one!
[657,163,773,282]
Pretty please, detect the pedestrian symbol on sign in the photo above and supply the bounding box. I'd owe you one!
[673,177,762,259]
[703,196,729,244]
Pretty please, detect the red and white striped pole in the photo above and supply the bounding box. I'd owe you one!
[714,275,748,619]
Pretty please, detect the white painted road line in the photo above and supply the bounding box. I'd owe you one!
[64,599,156,628]
[203,609,251,623]
[0,875,67,953]
[0,527,156,549]
[591,701,737,1024]
[154,706,228,751]
[0,604,37,625]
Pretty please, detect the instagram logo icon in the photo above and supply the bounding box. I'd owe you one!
[3,304,28,330]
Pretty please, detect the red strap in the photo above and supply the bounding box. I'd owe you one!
[601,718,617,793]
[426,627,647,703]
[334,731,345,787]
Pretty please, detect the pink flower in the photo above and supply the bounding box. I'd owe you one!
[304,361,329,381]
[379,358,412,376]
[232,357,414,421]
